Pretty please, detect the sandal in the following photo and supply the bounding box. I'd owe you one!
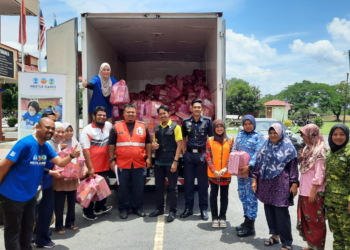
[68,225,79,231]
[56,230,66,234]
[212,220,219,228]
[264,237,280,246]
[281,246,292,250]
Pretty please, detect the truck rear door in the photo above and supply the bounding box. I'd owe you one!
[221,19,227,120]
[46,18,79,133]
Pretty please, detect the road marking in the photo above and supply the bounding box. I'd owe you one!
[153,190,167,250]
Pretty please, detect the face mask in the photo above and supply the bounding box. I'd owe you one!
[29,111,36,116]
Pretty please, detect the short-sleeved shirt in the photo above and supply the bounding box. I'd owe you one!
[80,121,112,173]
[22,112,42,126]
[0,135,57,202]
[153,119,183,166]
[181,116,213,149]
[87,75,117,118]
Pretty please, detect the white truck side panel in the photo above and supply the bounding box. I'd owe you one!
[216,17,223,120]
[46,18,78,132]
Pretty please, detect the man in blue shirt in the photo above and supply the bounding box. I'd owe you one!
[0,117,80,250]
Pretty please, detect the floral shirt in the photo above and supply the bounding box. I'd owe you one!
[232,130,265,171]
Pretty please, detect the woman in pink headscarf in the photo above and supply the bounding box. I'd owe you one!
[297,124,327,250]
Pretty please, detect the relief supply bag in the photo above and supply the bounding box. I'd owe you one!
[76,178,97,208]
[110,79,130,105]
[228,151,250,179]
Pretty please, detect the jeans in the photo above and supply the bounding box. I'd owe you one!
[154,165,178,213]
[0,194,37,250]
[209,181,229,220]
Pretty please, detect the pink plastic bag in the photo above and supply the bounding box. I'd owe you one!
[228,151,250,179]
[110,79,130,105]
[91,175,112,201]
[54,149,84,179]
[76,178,97,208]
[167,87,181,100]
[145,100,162,117]
[112,106,119,118]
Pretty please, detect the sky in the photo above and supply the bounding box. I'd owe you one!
[1,0,350,95]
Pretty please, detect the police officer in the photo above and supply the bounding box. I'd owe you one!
[180,99,213,220]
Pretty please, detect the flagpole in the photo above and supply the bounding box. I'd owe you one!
[21,1,24,72]
[38,1,41,72]
[53,12,55,27]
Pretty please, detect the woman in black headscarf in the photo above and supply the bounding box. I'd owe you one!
[324,124,350,249]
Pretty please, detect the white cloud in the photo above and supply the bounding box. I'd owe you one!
[289,39,345,62]
[226,29,277,66]
[262,32,306,44]
[327,17,350,42]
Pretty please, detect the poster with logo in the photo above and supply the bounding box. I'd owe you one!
[18,72,66,139]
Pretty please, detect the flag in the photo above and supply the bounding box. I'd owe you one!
[53,12,57,27]
[284,97,291,111]
[38,9,46,51]
[19,0,27,45]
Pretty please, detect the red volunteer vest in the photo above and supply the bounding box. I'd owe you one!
[114,120,147,169]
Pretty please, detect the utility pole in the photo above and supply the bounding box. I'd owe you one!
[343,72,350,124]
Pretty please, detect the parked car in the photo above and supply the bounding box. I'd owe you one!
[238,118,304,146]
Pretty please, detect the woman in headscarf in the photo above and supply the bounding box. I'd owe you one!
[82,63,117,120]
[324,124,350,249]
[54,105,63,122]
[34,122,65,248]
[53,122,83,234]
[231,115,265,237]
[252,123,298,250]
[297,124,327,250]
[206,119,234,228]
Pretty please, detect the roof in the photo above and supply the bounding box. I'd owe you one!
[264,100,294,106]
[16,62,39,72]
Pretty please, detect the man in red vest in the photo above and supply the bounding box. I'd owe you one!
[108,103,152,219]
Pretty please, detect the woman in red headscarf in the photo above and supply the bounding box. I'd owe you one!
[297,124,327,250]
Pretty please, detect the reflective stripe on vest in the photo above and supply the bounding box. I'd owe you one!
[116,142,146,146]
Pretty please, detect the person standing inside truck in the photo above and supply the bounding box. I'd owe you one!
[149,105,182,223]
[108,103,152,220]
[80,106,113,220]
[180,99,213,221]
[82,62,117,121]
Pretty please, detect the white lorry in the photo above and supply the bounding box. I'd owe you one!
[46,12,226,185]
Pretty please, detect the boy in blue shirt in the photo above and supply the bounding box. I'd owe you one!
[0,117,80,250]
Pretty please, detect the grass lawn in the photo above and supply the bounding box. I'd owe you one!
[226,121,350,136]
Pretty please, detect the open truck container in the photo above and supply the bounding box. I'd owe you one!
[46,12,226,186]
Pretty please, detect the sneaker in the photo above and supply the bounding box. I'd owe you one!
[82,214,97,221]
[94,206,113,215]
[34,241,56,248]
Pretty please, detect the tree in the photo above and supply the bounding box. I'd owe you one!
[226,78,264,117]
[1,83,18,112]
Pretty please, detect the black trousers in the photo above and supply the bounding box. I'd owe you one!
[184,152,208,210]
[83,171,110,216]
[34,186,54,246]
[154,165,178,213]
[118,164,147,212]
[0,194,36,250]
[209,181,229,220]
[264,204,293,246]
[54,190,77,231]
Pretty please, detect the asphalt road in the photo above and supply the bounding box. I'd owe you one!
[0,179,334,250]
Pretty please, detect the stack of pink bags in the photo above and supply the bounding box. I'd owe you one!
[228,151,250,179]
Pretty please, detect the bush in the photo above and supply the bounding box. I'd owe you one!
[283,120,292,127]
[313,117,324,129]
[7,117,18,127]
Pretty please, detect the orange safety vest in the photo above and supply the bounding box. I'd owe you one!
[114,120,147,169]
[207,137,233,178]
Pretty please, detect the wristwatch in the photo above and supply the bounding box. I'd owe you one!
[69,153,75,159]
[109,158,116,163]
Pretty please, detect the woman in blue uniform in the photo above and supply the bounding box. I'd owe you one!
[82,63,117,120]
[21,101,41,128]
[231,115,265,237]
